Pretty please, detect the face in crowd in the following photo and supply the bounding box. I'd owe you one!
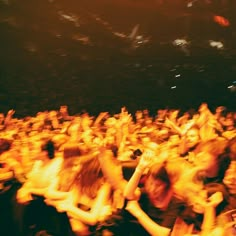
[144,164,173,209]
[185,127,200,150]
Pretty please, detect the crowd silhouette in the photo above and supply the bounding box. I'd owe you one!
[0,103,236,236]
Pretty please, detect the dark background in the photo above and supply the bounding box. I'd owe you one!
[0,0,236,118]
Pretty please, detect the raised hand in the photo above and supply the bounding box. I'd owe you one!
[7,109,15,116]
[137,150,155,172]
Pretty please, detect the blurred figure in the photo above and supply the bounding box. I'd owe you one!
[124,150,185,236]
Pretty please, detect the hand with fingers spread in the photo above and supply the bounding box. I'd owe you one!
[136,150,155,173]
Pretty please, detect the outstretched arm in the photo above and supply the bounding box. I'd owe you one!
[56,182,112,226]
[124,150,154,200]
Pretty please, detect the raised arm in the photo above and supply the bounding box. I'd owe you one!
[123,150,154,200]
[200,191,224,236]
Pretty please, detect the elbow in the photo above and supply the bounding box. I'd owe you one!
[84,213,99,226]
[123,193,132,200]
[90,218,98,226]
[123,188,139,201]
[86,216,98,226]
[123,189,132,200]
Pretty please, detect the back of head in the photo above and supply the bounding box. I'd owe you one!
[41,140,55,159]
[0,138,12,155]
[77,156,103,199]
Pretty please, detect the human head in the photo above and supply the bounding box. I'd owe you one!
[41,140,55,159]
[59,105,69,116]
[0,138,12,155]
[194,138,230,180]
[144,162,172,208]
[185,125,200,150]
[76,156,103,199]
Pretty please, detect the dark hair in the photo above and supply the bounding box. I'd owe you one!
[147,162,171,189]
[131,149,142,160]
[0,138,12,154]
[41,140,55,159]
[105,143,118,157]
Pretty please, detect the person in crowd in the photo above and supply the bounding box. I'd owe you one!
[222,137,236,210]
[0,139,26,184]
[0,103,235,235]
[180,183,229,236]
[178,124,201,159]
[44,142,99,205]
[192,138,230,185]
[15,140,63,236]
[16,139,63,203]
[221,112,236,140]
[196,103,223,142]
[123,150,186,236]
[44,146,114,236]
[0,137,23,236]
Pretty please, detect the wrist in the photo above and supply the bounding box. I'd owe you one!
[135,167,144,174]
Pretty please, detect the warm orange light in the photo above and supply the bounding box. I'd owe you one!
[213,15,230,27]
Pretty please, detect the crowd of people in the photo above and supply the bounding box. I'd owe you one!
[0,103,236,236]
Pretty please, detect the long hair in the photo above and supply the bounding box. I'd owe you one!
[57,143,84,191]
[195,138,230,181]
[74,156,104,199]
